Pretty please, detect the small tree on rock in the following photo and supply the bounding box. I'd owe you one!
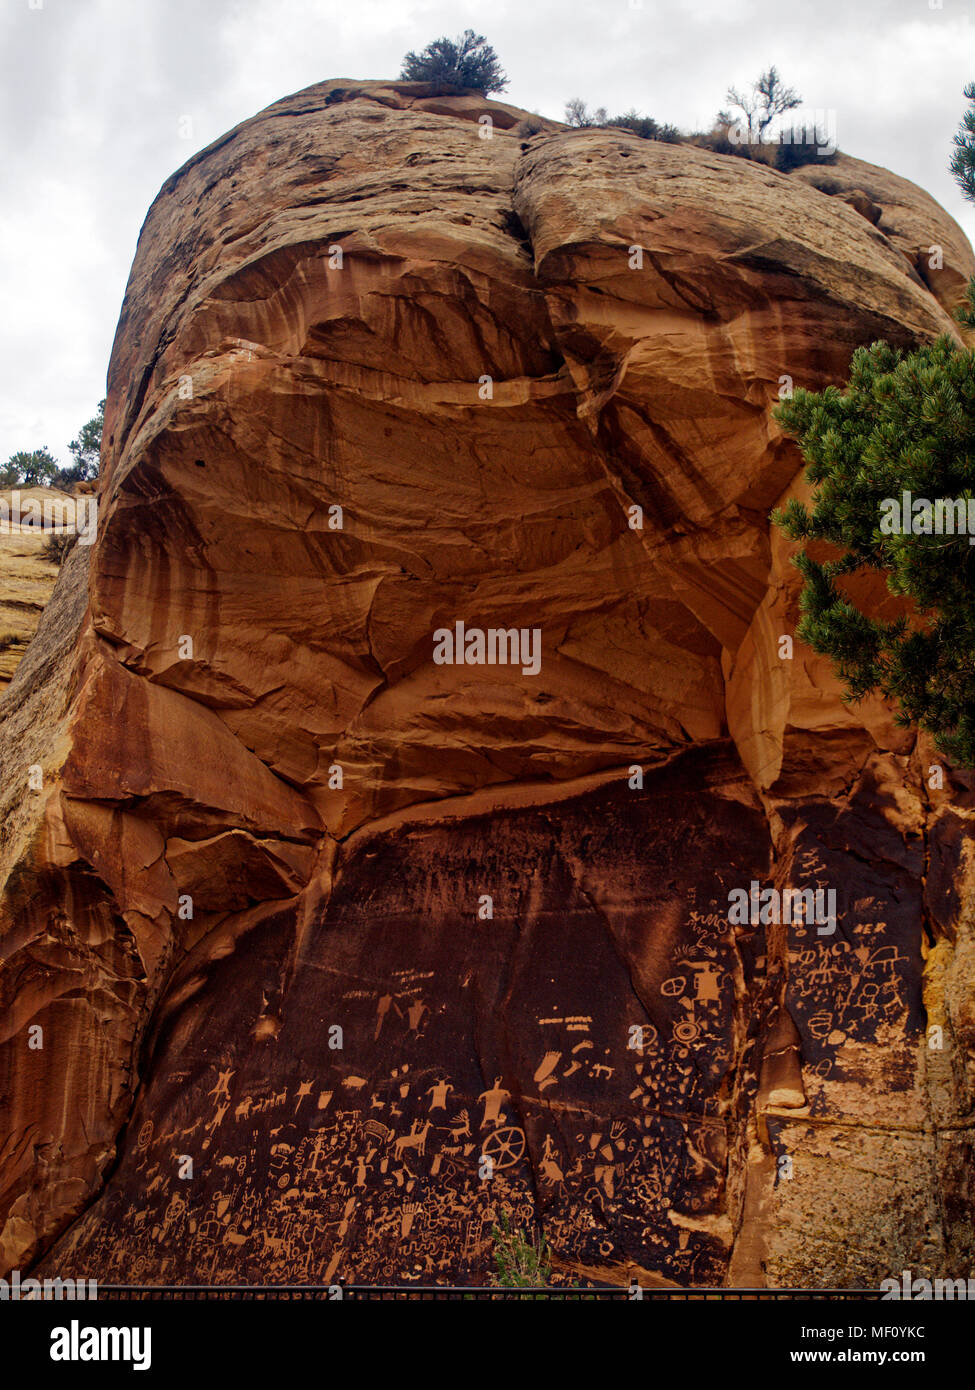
[564,98,608,128]
[1,447,58,487]
[952,81,975,329]
[399,30,508,95]
[67,399,104,478]
[771,97,975,766]
[721,65,801,143]
[950,81,975,204]
[55,398,104,487]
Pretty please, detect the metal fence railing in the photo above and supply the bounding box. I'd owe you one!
[94,1284,881,1301]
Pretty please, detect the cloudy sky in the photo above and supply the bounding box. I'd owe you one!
[1,0,973,462]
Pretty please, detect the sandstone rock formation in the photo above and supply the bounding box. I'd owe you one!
[2,80,974,1289]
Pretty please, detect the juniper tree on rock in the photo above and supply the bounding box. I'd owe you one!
[772,87,975,766]
[2,402,104,492]
[399,30,508,95]
[57,398,104,486]
[774,338,975,765]
[1,447,58,487]
[950,81,975,205]
[952,82,975,328]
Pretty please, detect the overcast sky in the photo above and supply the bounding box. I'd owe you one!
[1,0,973,462]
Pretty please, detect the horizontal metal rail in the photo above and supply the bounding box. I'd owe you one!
[92,1284,882,1300]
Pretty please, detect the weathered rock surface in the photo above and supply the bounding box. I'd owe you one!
[2,80,974,1288]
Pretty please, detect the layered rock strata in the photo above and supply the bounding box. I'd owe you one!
[2,80,973,1288]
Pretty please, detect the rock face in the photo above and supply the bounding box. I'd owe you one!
[2,80,974,1288]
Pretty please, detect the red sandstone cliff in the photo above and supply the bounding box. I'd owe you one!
[1,80,974,1288]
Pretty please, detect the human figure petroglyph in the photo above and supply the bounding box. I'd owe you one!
[425,1078,453,1111]
[354,1152,373,1188]
[52,998,748,1287]
[539,1133,565,1188]
[688,960,723,1003]
[407,998,429,1033]
[208,1069,235,1102]
[477,1077,510,1128]
[204,1101,229,1133]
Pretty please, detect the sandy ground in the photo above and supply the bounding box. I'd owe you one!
[0,488,71,689]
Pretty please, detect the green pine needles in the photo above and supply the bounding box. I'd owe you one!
[774,81,975,767]
[950,81,975,207]
[773,336,975,766]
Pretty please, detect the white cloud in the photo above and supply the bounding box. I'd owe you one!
[0,0,973,461]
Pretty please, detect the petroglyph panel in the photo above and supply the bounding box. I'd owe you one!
[47,748,775,1285]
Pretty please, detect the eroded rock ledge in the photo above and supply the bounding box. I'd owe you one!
[2,80,974,1288]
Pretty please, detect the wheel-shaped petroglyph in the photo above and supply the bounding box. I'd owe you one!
[481,1125,526,1170]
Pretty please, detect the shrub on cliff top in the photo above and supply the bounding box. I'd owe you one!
[612,109,682,143]
[773,137,838,171]
[564,98,608,128]
[719,65,801,144]
[399,30,508,95]
[706,67,837,168]
[564,100,681,142]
